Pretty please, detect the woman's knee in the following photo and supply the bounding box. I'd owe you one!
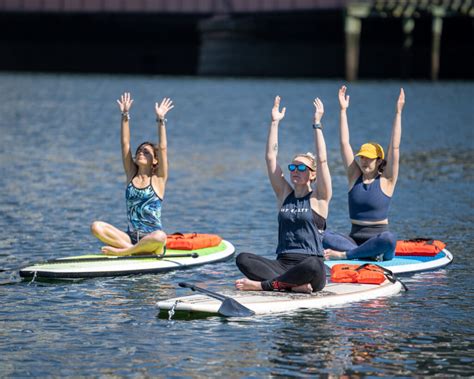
[235,252,253,269]
[303,256,325,277]
[310,259,327,291]
[312,275,327,292]
[379,232,396,260]
[380,232,397,249]
[90,221,104,236]
[147,230,167,243]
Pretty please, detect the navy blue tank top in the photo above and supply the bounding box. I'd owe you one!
[348,175,391,222]
[276,191,325,257]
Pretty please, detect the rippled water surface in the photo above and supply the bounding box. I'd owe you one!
[1,73,473,377]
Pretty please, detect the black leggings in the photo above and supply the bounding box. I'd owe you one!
[235,252,326,292]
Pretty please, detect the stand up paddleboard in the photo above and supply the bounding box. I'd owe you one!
[324,249,453,275]
[19,240,235,279]
[157,279,403,318]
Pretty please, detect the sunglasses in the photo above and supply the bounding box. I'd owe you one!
[288,164,309,172]
[136,148,154,157]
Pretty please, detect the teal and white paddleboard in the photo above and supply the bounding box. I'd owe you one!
[157,279,403,317]
[19,240,235,279]
[324,249,453,274]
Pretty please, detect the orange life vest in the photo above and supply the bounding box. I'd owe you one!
[166,233,222,250]
[395,238,446,257]
[330,263,390,285]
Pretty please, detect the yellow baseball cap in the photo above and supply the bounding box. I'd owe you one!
[355,142,385,160]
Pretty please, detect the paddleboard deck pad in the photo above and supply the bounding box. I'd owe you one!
[157,279,403,317]
[19,240,235,279]
[324,249,453,274]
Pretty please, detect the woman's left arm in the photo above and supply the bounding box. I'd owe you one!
[154,97,174,189]
[312,98,332,216]
[384,88,404,185]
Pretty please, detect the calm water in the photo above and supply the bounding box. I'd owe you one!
[1,72,473,377]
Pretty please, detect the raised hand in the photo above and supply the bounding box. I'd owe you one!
[155,98,174,121]
[117,92,134,113]
[396,88,405,114]
[338,85,350,110]
[271,96,286,122]
[313,97,324,123]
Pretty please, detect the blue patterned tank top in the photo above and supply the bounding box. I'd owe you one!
[125,179,163,234]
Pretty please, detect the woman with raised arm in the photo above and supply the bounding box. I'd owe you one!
[324,86,405,261]
[235,96,332,293]
[90,92,174,256]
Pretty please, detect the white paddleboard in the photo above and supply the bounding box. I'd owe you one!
[19,240,235,279]
[157,279,403,317]
[324,249,453,274]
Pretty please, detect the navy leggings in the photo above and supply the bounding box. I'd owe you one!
[235,252,326,292]
[323,224,396,261]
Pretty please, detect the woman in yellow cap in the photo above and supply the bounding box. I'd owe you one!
[324,86,405,261]
[235,95,331,293]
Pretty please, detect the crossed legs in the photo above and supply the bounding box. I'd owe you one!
[90,221,166,256]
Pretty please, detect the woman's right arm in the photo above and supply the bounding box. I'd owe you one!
[117,92,136,181]
[338,85,359,183]
[266,96,291,203]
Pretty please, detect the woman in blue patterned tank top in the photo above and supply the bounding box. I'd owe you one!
[235,95,332,293]
[323,86,405,261]
[90,92,174,256]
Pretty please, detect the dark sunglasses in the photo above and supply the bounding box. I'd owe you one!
[288,164,309,172]
[136,147,154,156]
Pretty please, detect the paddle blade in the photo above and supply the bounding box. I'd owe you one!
[218,299,255,317]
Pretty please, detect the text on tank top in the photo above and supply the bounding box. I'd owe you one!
[276,191,325,257]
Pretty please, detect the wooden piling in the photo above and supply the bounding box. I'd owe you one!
[345,3,370,82]
[431,6,445,81]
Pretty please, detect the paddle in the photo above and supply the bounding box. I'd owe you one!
[178,282,255,317]
[0,252,199,273]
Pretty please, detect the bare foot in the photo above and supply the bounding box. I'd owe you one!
[101,246,131,256]
[291,283,313,294]
[101,244,160,257]
[324,248,347,260]
[235,278,263,291]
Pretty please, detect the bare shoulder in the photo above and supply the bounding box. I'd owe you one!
[310,196,329,219]
[380,175,396,197]
[151,176,166,199]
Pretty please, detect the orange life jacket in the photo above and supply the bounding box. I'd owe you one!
[395,238,446,257]
[330,263,391,285]
[166,233,222,250]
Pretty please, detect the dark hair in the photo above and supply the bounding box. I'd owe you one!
[135,141,157,158]
[135,142,159,173]
[377,158,387,173]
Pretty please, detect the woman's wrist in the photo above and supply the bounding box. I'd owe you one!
[313,121,323,130]
[156,117,167,123]
[121,111,130,121]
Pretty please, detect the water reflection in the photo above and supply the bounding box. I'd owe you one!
[0,73,473,377]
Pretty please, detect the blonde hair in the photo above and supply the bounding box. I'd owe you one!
[293,152,317,171]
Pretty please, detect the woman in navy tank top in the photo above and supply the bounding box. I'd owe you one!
[235,95,332,293]
[90,92,174,256]
[323,86,405,261]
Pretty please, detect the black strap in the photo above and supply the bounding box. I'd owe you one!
[356,263,408,291]
[404,238,434,244]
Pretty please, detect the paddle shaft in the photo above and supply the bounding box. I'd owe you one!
[178,282,227,301]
